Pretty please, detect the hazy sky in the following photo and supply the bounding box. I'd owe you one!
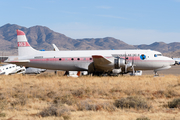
[0,0,180,45]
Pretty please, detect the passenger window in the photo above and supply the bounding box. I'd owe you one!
[154,54,157,57]
[71,58,74,60]
[77,58,80,60]
[59,58,61,61]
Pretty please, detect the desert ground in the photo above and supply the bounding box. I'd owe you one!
[0,65,180,120]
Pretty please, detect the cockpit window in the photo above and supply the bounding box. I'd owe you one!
[154,54,162,57]
[157,54,162,56]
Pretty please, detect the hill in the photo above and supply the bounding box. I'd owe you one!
[0,23,180,56]
[135,42,180,53]
[0,24,135,55]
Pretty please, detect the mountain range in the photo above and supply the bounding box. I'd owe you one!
[0,24,179,57]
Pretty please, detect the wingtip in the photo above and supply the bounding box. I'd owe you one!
[17,29,25,35]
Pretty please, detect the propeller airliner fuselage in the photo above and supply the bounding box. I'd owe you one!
[5,30,175,76]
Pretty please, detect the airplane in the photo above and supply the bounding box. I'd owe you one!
[4,29,175,76]
[0,63,46,75]
[173,58,180,65]
[0,64,25,75]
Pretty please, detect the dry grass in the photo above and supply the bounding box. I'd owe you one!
[0,73,180,119]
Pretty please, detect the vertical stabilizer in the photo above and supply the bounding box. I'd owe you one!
[17,30,39,56]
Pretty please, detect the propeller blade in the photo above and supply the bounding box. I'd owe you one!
[125,64,127,73]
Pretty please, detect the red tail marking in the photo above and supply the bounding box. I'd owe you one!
[18,42,30,47]
[17,29,25,35]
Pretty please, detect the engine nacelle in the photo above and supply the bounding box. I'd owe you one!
[114,57,125,69]
[88,57,126,74]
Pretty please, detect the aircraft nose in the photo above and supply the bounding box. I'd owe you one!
[169,58,175,66]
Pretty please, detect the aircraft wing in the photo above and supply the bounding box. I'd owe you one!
[92,55,113,72]
[92,55,112,65]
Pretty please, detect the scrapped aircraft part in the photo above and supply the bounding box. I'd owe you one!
[112,69,121,74]
[140,54,146,60]
[0,64,26,75]
[0,72,5,75]
[173,58,180,65]
[25,67,46,74]
[129,70,142,76]
[66,71,88,77]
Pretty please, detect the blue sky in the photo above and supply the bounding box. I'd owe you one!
[0,0,180,45]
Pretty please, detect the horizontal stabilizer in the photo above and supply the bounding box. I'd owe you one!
[5,60,30,63]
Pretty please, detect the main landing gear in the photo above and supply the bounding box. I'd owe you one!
[154,71,159,76]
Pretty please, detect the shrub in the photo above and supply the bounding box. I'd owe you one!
[77,99,116,111]
[100,102,116,111]
[168,98,180,108]
[39,104,70,118]
[10,94,27,106]
[77,99,97,111]
[114,96,151,110]
[53,93,77,105]
[136,116,150,120]
[0,113,6,117]
[0,99,7,117]
[72,89,85,97]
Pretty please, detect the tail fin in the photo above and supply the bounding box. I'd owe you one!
[17,30,39,56]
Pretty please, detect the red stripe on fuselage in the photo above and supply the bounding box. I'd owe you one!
[30,57,93,62]
[29,56,172,63]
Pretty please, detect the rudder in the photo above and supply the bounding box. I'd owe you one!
[17,30,39,56]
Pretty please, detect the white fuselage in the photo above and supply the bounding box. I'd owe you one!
[0,64,25,75]
[8,49,174,72]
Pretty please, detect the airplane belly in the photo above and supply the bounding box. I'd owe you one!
[26,60,90,71]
